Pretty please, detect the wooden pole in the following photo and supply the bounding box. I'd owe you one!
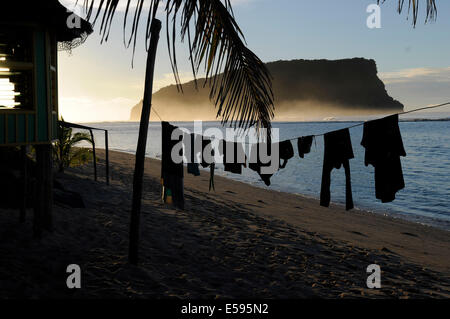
[89,129,97,182]
[34,144,53,236]
[33,146,43,238]
[129,19,162,265]
[105,130,110,185]
[20,145,27,223]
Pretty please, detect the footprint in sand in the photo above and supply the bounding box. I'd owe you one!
[381,247,396,254]
[348,231,368,238]
[401,232,419,238]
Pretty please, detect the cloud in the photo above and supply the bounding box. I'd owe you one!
[379,67,450,110]
[380,67,450,84]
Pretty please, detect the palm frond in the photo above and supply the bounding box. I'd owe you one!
[70,132,93,146]
[378,0,437,25]
[80,0,274,131]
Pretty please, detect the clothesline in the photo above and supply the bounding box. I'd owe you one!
[151,101,450,141]
[160,108,413,210]
[281,101,450,140]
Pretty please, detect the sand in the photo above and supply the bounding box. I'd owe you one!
[0,149,449,298]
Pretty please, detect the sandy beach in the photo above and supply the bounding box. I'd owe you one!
[0,149,449,298]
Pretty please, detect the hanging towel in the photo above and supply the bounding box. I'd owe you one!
[320,128,354,210]
[219,140,246,175]
[361,114,406,203]
[297,136,313,158]
[277,140,294,169]
[249,143,275,186]
[161,122,184,209]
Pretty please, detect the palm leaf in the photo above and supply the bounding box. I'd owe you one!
[78,0,274,132]
[69,132,93,146]
[378,0,437,25]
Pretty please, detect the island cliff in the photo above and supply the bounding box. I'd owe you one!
[130,58,403,121]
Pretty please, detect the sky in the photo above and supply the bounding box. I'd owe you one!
[58,0,450,122]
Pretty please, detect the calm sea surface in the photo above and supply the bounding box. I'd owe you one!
[77,117,450,231]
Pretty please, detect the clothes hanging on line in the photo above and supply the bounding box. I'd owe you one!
[209,163,216,191]
[249,143,275,186]
[161,121,184,209]
[277,140,294,169]
[201,138,216,191]
[187,163,200,176]
[219,140,246,175]
[320,128,354,210]
[186,133,201,176]
[298,136,314,158]
[201,138,213,169]
[361,114,406,203]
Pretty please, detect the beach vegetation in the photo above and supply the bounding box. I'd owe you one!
[53,119,94,173]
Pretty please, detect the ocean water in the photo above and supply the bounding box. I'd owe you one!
[77,117,450,231]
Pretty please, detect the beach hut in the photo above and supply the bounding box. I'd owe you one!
[0,1,92,235]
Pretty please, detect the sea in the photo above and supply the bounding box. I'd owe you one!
[76,112,450,231]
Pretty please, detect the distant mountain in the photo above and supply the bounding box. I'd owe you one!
[130,58,403,121]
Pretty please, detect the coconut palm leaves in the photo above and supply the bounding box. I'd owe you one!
[54,120,94,172]
[78,0,274,131]
[378,0,437,25]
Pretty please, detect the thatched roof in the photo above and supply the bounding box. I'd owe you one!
[0,1,93,50]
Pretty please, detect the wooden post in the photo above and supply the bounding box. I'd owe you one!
[89,129,97,182]
[105,130,110,185]
[34,145,43,238]
[20,146,27,223]
[129,19,162,265]
[34,144,53,236]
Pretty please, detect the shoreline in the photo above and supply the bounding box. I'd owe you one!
[105,147,449,232]
[1,149,449,298]
[78,117,450,126]
[102,150,450,274]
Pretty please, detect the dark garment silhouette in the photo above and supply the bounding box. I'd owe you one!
[201,138,213,168]
[277,140,294,169]
[298,136,313,158]
[161,121,184,209]
[187,163,200,176]
[201,138,216,191]
[219,140,246,175]
[186,133,201,176]
[249,143,274,186]
[361,114,406,203]
[209,163,215,191]
[320,128,354,210]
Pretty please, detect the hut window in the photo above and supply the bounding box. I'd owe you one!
[0,28,34,110]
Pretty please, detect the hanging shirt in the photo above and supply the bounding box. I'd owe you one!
[297,136,313,158]
[161,122,184,209]
[277,140,294,169]
[249,143,275,186]
[219,140,246,175]
[361,114,406,203]
[320,128,354,210]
